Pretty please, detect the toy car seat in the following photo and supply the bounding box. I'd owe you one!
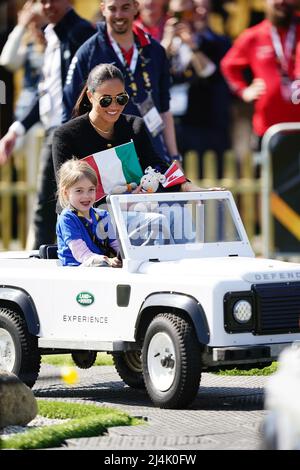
[39,244,58,259]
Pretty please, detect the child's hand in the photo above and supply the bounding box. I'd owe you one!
[104,256,122,268]
[82,255,122,268]
[132,184,142,194]
[82,254,109,267]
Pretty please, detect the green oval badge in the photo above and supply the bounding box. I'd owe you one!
[76,292,94,306]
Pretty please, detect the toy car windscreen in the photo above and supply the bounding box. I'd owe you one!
[108,192,253,261]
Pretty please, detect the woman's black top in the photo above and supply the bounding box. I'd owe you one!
[52,113,174,181]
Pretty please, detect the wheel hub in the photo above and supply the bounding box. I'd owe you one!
[160,354,175,369]
[147,332,176,392]
[0,328,16,371]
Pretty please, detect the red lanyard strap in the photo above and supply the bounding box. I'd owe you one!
[109,32,152,100]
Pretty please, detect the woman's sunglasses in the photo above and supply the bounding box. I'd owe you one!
[98,93,129,108]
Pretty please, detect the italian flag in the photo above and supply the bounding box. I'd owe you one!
[83,141,143,201]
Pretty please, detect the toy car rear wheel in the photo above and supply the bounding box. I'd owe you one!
[142,312,202,408]
[71,351,97,369]
[112,351,145,389]
[0,307,41,388]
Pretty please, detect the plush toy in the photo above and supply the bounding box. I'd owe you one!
[140,166,166,193]
[112,182,138,194]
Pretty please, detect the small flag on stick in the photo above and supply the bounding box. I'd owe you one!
[162,162,187,188]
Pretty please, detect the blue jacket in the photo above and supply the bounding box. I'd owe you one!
[62,22,171,123]
[21,8,96,131]
[57,207,116,266]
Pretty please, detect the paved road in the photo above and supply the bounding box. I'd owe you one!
[33,364,268,450]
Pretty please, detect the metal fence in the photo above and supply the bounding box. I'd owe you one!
[261,123,300,259]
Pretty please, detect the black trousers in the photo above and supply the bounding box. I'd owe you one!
[31,128,57,250]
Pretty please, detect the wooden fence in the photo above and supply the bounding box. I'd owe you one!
[0,128,43,250]
[0,137,262,251]
[184,150,261,242]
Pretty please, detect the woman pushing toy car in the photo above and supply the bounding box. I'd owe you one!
[52,63,215,198]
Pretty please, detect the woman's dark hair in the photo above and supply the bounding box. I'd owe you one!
[72,63,125,118]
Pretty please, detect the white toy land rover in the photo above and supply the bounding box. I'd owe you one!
[0,191,300,409]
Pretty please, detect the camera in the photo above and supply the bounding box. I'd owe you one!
[173,10,194,22]
[174,11,183,21]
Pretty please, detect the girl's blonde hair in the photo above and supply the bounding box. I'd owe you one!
[57,158,98,209]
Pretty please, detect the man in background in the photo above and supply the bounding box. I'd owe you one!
[0,0,95,249]
[221,0,300,152]
[134,0,168,42]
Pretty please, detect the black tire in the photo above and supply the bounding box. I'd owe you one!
[71,351,97,369]
[0,307,41,388]
[142,312,202,409]
[112,351,145,389]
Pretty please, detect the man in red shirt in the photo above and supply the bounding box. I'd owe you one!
[134,0,168,42]
[221,0,300,147]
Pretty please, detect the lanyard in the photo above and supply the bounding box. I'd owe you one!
[108,32,152,101]
[71,208,116,258]
[271,22,296,77]
[109,34,139,73]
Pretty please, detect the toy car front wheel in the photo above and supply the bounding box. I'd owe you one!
[142,312,202,408]
[0,307,41,387]
[112,351,145,389]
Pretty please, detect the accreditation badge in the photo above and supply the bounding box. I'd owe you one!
[136,94,164,137]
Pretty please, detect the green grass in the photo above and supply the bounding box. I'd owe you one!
[215,362,278,376]
[0,400,142,450]
[42,352,113,367]
[42,354,278,376]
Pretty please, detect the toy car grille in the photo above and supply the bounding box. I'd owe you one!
[253,282,300,335]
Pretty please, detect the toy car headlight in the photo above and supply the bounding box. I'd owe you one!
[232,300,252,323]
